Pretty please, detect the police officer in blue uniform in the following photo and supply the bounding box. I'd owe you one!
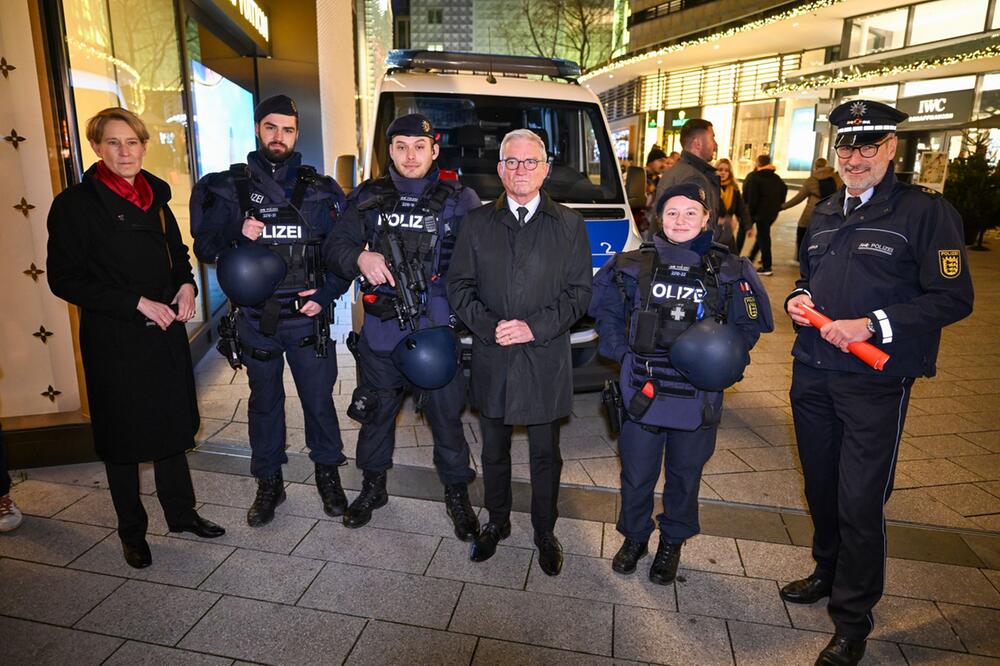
[324,114,482,539]
[783,100,974,666]
[191,95,351,527]
[591,183,773,584]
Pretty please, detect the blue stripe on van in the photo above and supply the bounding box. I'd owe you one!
[585,219,631,269]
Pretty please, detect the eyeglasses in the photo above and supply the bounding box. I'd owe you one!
[836,138,890,159]
[501,157,542,171]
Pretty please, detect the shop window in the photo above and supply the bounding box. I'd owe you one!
[62,0,204,327]
[909,0,988,45]
[702,104,733,163]
[732,100,775,179]
[845,8,907,57]
[428,9,443,25]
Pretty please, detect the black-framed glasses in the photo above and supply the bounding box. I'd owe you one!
[501,157,542,171]
[836,138,890,159]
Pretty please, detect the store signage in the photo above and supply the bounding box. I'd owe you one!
[896,90,974,127]
[229,0,269,43]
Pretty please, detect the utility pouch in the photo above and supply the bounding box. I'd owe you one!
[631,310,659,355]
[657,299,699,348]
[627,380,656,419]
[347,386,380,425]
[602,380,625,434]
[361,291,399,321]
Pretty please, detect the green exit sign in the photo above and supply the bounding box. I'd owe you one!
[647,118,658,128]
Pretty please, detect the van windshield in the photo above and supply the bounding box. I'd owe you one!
[372,92,623,204]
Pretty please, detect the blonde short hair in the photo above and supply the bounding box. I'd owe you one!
[499,129,547,161]
[85,107,150,144]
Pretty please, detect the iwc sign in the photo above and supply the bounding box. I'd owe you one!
[896,90,974,127]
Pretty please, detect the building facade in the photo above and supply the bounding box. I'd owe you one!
[588,0,1000,180]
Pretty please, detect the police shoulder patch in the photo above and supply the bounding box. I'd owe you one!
[938,249,961,278]
[919,185,942,197]
[744,296,758,319]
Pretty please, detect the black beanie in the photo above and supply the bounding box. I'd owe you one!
[254,95,298,123]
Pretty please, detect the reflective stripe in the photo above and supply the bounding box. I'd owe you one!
[838,124,896,133]
[873,309,892,344]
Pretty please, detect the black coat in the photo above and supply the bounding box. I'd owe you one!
[743,168,788,225]
[46,166,199,463]
[447,192,592,424]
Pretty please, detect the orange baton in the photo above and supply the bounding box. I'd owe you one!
[800,304,890,371]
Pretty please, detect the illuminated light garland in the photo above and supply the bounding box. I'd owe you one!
[581,0,844,81]
[767,44,1000,94]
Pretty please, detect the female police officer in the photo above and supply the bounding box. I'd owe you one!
[590,183,773,584]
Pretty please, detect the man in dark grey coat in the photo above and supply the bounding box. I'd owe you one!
[648,118,721,242]
[448,129,592,577]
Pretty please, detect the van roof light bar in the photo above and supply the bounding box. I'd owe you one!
[386,50,581,81]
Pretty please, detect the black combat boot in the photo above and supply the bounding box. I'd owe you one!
[648,536,683,585]
[444,483,479,542]
[315,463,348,517]
[246,470,286,527]
[343,471,388,528]
[612,538,649,575]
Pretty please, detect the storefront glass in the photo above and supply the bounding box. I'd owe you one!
[846,8,907,58]
[732,101,776,178]
[909,0,989,46]
[62,0,204,327]
[702,104,733,164]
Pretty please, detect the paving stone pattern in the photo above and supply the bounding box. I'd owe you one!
[2,463,999,664]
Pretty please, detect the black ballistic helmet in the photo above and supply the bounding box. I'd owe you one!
[390,326,460,390]
[216,244,287,306]
[670,318,749,391]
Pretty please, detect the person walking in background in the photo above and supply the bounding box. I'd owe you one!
[781,157,842,260]
[717,158,750,254]
[648,119,721,243]
[742,154,787,275]
[47,107,224,569]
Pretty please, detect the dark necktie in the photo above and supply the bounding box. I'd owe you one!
[845,196,862,216]
[517,206,529,227]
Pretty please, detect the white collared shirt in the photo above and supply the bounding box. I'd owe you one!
[507,193,541,225]
[844,186,875,214]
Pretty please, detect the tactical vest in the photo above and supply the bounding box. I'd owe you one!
[619,245,731,431]
[231,163,325,334]
[358,176,462,352]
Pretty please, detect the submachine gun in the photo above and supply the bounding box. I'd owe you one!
[294,239,332,358]
[216,306,243,370]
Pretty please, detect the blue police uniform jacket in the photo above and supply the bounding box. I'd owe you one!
[189,150,350,322]
[323,164,482,352]
[590,231,773,430]
[787,166,974,377]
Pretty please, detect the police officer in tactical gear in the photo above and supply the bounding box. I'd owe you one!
[591,183,773,585]
[323,113,482,539]
[784,100,973,666]
[191,95,351,527]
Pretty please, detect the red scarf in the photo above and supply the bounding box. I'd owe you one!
[95,160,153,211]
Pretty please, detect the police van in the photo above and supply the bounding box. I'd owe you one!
[353,50,645,386]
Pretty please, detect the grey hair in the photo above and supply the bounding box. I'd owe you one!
[499,129,547,161]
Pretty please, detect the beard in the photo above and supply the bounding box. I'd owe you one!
[262,142,293,163]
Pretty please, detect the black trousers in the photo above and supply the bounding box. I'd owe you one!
[747,217,776,269]
[356,336,474,486]
[479,416,562,533]
[105,452,197,544]
[790,362,914,640]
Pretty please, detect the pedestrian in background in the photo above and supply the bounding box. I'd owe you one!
[716,158,750,254]
[648,119,721,242]
[742,154,787,276]
[0,425,23,533]
[781,157,842,260]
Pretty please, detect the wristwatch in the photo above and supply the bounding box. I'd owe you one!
[866,317,877,336]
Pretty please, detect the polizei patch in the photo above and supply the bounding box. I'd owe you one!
[939,249,961,278]
[857,242,894,256]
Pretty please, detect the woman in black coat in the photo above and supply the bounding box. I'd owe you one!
[47,108,224,569]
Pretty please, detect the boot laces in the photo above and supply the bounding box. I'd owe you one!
[445,485,474,524]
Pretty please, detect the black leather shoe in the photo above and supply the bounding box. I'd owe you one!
[169,513,225,539]
[612,538,648,575]
[247,470,286,527]
[780,574,833,604]
[343,471,388,529]
[534,531,563,576]
[444,483,479,542]
[122,540,152,569]
[648,537,682,585]
[469,521,511,562]
[815,635,866,666]
[315,463,348,517]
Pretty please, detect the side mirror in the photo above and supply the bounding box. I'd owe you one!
[336,154,357,193]
[625,166,646,209]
